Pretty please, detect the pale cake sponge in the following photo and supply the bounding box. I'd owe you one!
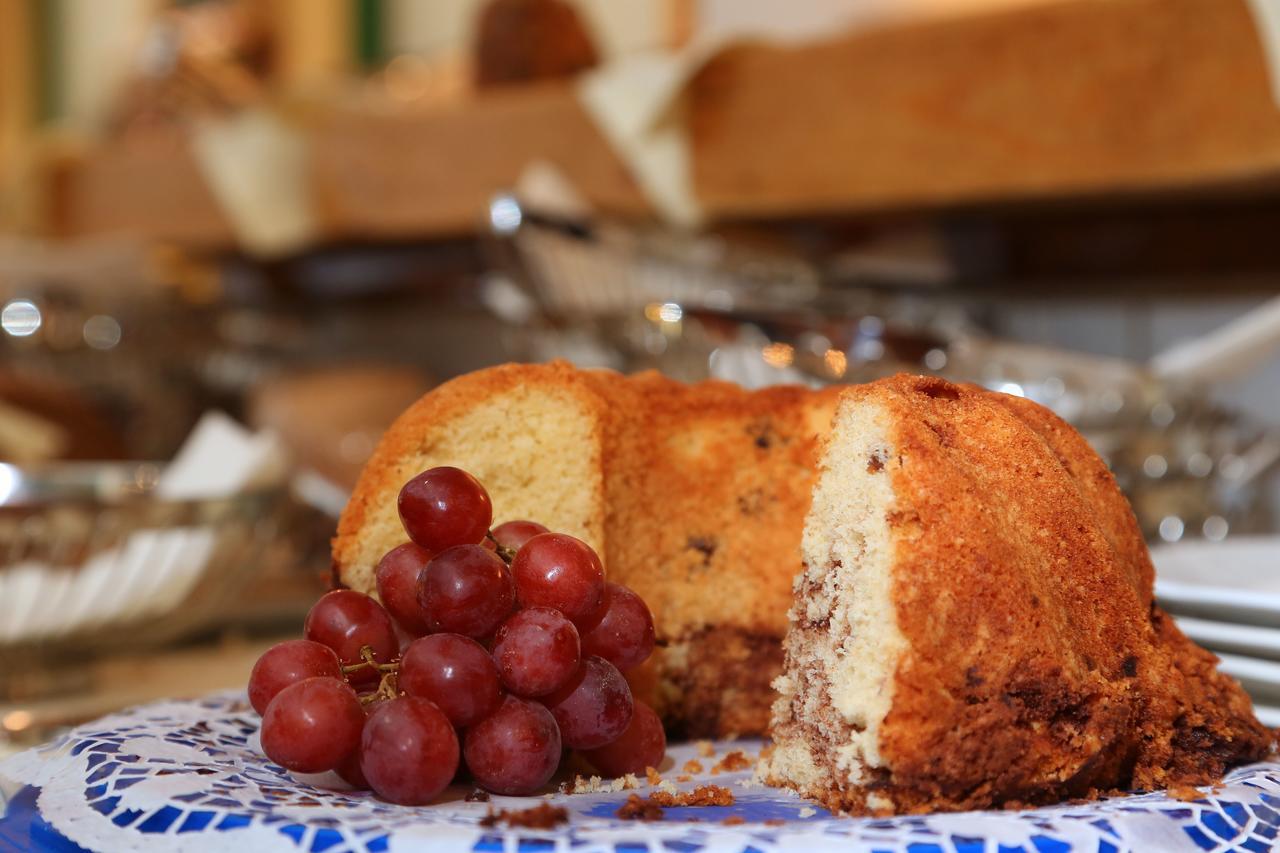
[762,374,1274,814]
[334,361,842,736]
[765,395,905,797]
[334,362,608,599]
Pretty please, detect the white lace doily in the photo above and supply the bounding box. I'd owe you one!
[1,692,1277,852]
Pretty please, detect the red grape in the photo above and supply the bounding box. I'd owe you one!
[511,533,606,625]
[248,640,342,715]
[360,696,459,805]
[400,633,503,727]
[375,543,433,635]
[335,748,369,790]
[492,607,580,697]
[417,544,515,637]
[398,466,492,552]
[464,695,561,795]
[580,583,656,672]
[260,677,364,773]
[541,655,633,749]
[303,590,399,685]
[335,701,381,790]
[485,520,549,553]
[581,700,666,777]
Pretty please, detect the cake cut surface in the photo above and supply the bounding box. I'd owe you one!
[334,361,841,736]
[761,374,1275,814]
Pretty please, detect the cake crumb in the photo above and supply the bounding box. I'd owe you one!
[765,818,786,826]
[712,750,751,774]
[696,740,715,757]
[479,803,569,829]
[798,806,817,818]
[465,789,490,802]
[677,774,692,782]
[657,779,678,796]
[564,774,608,794]
[602,774,639,792]
[758,744,775,762]
[616,794,665,821]
[650,784,735,808]
[682,759,704,774]
[617,785,736,819]
[721,815,745,826]
[1168,785,1206,802]
[645,766,662,785]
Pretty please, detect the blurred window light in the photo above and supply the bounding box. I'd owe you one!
[1186,452,1213,478]
[1202,516,1229,541]
[1158,515,1185,543]
[924,348,948,371]
[1,299,41,337]
[0,464,18,505]
[853,338,885,362]
[996,381,1025,398]
[1142,454,1168,479]
[489,195,523,235]
[83,315,123,350]
[2,709,31,731]
[1149,401,1176,427]
[658,303,683,323]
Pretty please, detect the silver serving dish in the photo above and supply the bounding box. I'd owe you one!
[0,461,306,695]
[485,196,1280,542]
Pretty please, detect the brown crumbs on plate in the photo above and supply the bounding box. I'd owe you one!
[1168,786,1206,802]
[765,818,786,826]
[645,766,662,785]
[721,815,745,826]
[616,794,665,821]
[616,784,736,819]
[683,759,704,774]
[696,740,715,758]
[650,784,735,808]
[479,803,569,829]
[465,789,490,802]
[677,774,692,783]
[712,750,752,774]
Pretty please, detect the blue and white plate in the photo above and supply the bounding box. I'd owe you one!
[1,693,1277,853]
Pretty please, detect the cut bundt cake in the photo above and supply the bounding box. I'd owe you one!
[760,374,1274,814]
[333,361,842,736]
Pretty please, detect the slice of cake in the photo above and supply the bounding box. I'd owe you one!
[334,361,842,736]
[761,374,1274,813]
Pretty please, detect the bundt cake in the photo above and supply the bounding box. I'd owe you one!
[759,374,1275,814]
[333,361,842,736]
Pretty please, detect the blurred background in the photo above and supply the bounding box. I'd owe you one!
[2,0,1280,748]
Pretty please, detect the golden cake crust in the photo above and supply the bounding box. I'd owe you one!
[334,361,841,736]
[768,375,1273,814]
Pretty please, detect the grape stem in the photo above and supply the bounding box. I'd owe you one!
[485,531,518,565]
[341,645,399,676]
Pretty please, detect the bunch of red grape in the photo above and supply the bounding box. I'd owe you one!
[248,466,665,805]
